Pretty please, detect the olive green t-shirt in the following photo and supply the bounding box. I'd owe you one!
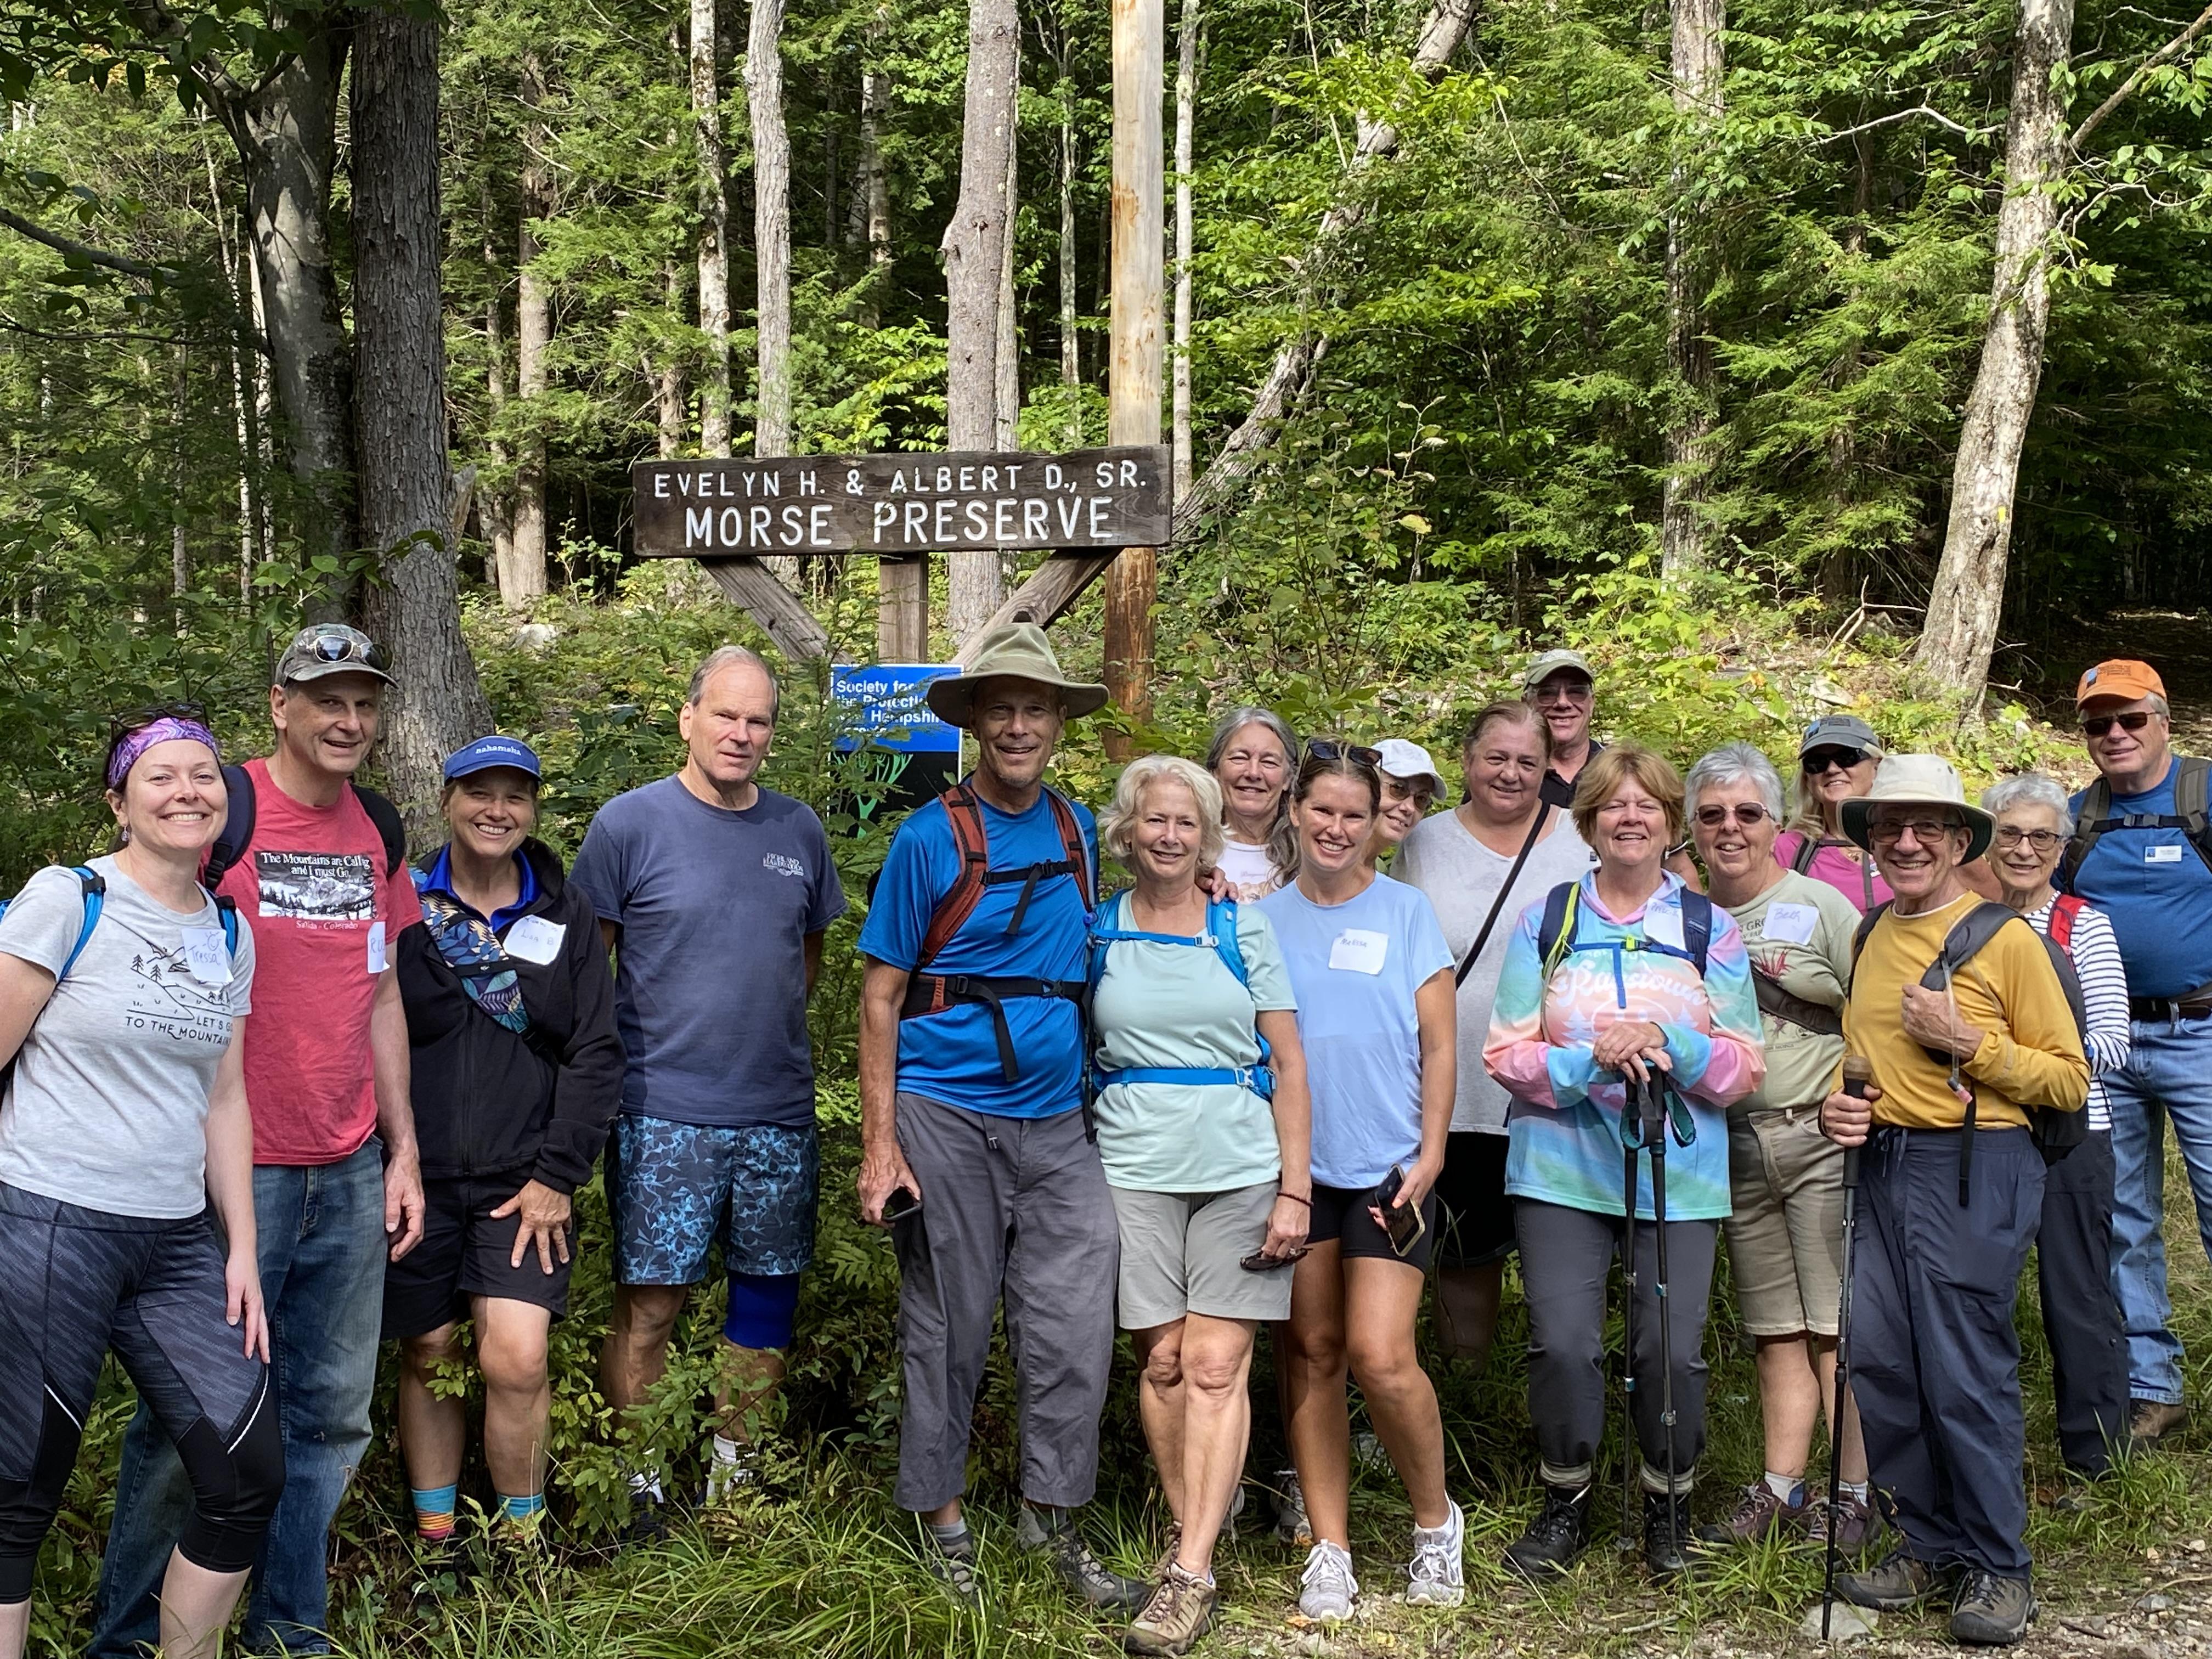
[1723,870,1859,1113]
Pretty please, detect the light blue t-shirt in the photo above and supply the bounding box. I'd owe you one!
[2069,758,2212,998]
[1260,874,1455,1190]
[1090,895,1297,1192]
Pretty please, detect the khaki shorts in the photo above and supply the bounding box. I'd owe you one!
[1109,1181,1290,1329]
[1722,1107,1847,1337]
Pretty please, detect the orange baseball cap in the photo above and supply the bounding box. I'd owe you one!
[2075,659,2166,707]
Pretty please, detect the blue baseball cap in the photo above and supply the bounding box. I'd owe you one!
[442,735,543,782]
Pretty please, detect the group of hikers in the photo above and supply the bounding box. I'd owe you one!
[0,616,2200,1657]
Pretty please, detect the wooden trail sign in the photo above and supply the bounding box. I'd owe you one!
[633,445,1171,558]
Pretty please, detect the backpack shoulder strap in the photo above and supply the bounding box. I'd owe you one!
[1790,833,1819,875]
[2176,756,2212,876]
[58,867,106,980]
[1680,888,1713,977]
[351,784,408,878]
[1537,881,1580,981]
[202,762,258,891]
[916,785,991,972]
[2049,893,2085,953]
[212,891,240,957]
[1207,897,1250,988]
[1924,901,2022,990]
[2057,776,2113,895]
[1045,788,1095,912]
[1085,889,1127,1006]
[1849,900,1889,970]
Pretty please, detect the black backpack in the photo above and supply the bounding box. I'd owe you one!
[1849,900,2090,1173]
[202,763,407,890]
[2057,754,2212,894]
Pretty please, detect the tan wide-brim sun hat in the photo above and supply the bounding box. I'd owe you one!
[1839,753,1995,864]
[924,622,1110,729]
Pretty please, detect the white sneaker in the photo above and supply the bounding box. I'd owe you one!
[1299,1539,1358,1623]
[1407,1501,1466,1607]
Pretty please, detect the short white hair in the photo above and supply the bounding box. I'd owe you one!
[1099,755,1226,868]
[1685,742,1785,821]
[687,645,780,720]
[1981,772,2074,836]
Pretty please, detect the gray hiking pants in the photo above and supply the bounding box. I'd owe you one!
[891,1091,1120,1513]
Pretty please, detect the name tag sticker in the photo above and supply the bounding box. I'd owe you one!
[181,927,231,986]
[366,920,388,974]
[2149,844,2185,864]
[1644,904,1686,952]
[504,916,567,966]
[1764,901,1819,946]
[1328,928,1390,975]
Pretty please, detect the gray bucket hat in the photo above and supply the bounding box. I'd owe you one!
[927,623,1110,729]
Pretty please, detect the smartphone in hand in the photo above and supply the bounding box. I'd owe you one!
[1373,1163,1426,1258]
[882,1186,922,1224]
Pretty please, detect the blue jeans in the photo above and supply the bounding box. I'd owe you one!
[90,1143,387,1657]
[2103,1015,2212,1407]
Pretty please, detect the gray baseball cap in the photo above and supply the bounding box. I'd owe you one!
[274,624,395,688]
[1521,648,1595,692]
[1798,714,1882,759]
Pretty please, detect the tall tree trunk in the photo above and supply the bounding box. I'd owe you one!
[201,134,257,593]
[944,0,1020,640]
[171,349,190,602]
[1658,0,1724,580]
[481,172,516,589]
[694,0,733,456]
[747,0,793,458]
[860,12,891,331]
[504,50,552,607]
[1912,0,2075,696]
[658,258,690,455]
[245,214,276,574]
[1058,69,1080,432]
[994,105,1022,588]
[352,5,494,827]
[1170,0,1199,501]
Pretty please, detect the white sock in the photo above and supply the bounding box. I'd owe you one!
[1764,1470,1806,1504]
[627,1470,664,1502]
[710,1433,744,1465]
[1414,1503,1461,1540]
[1839,1479,1872,1503]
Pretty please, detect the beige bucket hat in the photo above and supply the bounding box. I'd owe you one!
[1839,754,1995,864]
[925,623,1110,729]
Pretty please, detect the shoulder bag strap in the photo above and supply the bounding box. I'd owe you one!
[1455,805,1551,988]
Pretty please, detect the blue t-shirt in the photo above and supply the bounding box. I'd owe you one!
[2070,758,2212,998]
[1260,873,1455,1189]
[858,787,1097,1119]
[568,776,847,1128]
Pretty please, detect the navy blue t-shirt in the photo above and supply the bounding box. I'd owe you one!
[569,776,847,1127]
[858,787,1097,1119]
[2071,757,2212,998]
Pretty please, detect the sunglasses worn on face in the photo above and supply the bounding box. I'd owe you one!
[1803,748,1870,775]
[1995,827,2063,851]
[1694,804,1771,828]
[1869,816,1963,845]
[1533,681,1592,704]
[2083,711,2154,738]
[1308,740,1382,768]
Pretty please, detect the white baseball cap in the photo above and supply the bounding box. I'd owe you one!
[1374,738,1445,796]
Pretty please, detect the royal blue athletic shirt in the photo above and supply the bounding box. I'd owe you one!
[2070,757,2212,998]
[859,787,1097,1119]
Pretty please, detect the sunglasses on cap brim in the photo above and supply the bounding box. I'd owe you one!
[303,633,391,673]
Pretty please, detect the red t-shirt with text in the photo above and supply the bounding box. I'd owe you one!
[212,758,420,1165]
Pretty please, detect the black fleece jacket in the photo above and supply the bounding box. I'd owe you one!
[397,838,622,1193]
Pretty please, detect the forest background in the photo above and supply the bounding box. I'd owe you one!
[4,0,2212,1651]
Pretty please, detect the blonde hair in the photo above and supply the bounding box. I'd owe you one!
[1100,755,1227,869]
[1571,742,1686,848]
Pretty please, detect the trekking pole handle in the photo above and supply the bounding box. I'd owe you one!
[1839,1054,1875,1189]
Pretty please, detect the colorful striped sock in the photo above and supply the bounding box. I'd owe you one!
[499,1492,546,1524]
[410,1483,459,1543]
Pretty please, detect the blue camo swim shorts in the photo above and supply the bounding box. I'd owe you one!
[608,1114,820,1285]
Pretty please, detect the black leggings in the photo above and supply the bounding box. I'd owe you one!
[0,1184,283,1604]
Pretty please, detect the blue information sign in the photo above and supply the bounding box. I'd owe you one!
[831,663,962,754]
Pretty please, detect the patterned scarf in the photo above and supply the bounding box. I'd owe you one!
[413,868,529,1034]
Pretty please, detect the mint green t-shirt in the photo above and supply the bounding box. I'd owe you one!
[1090,896,1298,1192]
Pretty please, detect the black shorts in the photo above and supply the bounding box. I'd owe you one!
[1308,1182,1440,1273]
[382,1173,575,1340]
[1433,1131,1516,1268]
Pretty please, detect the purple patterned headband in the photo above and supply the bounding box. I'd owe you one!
[107,717,221,790]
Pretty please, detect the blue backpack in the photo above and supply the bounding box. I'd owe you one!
[0,865,239,1002]
[1086,891,1274,1099]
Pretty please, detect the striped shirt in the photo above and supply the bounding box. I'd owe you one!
[2027,895,2129,1134]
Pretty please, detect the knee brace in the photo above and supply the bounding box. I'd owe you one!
[724,1272,802,1352]
[0,1390,84,1604]
[174,1380,286,1576]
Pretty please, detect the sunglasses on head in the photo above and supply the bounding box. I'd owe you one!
[2083,710,2154,738]
[306,633,390,673]
[1694,803,1771,828]
[1307,740,1382,768]
[1803,747,1869,775]
[108,700,210,743]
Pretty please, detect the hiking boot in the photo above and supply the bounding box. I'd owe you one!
[1297,1540,1358,1623]
[1273,1469,1312,1548]
[1695,1480,1807,1545]
[1837,1544,1947,1611]
[1502,1481,1592,1579]
[924,1536,983,1611]
[1642,1489,1694,1580]
[1149,1522,1182,1584]
[1808,1492,1882,1552]
[1125,1565,1216,1656]
[2130,1398,2188,1448]
[1950,1570,2036,1645]
[1018,1506,1148,1612]
[1406,1502,1465,1607]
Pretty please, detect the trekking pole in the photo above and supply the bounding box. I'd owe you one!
[1821,1056,1873,1641]
[1618,1082,1643,1551]
[1646,1071,1679,1567]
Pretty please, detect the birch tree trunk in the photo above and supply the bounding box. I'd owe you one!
[860,12,891,331]
[944,0,1021,639]
[351,4,494,827]
[481,173,515,584]
[658,259,690,455]
[994,108,1022,588]
[693,0,733,457]
[747,0,793,459]
[1658,0,1723,580]
[1059,78,1080,427]
[1912,0,2075,696]
[505,50,552,607]
[1170,0,1199,500]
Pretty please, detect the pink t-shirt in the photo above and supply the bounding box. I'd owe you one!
[1773,830,1892,916]
[212,758,421,1165]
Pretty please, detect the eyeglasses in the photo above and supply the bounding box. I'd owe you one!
[1803,748,1870,775]
[1994,827,2064,851]
[2083,710,2154,738]
[305,632,390,673]
[1867,816,1963,845]
[1308,740,1382,768]
[1694,804,1771,828]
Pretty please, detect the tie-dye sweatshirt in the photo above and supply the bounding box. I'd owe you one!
[1483,871,1765,1220]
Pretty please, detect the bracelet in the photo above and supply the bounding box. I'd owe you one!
[1278,1191,1313,1207]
